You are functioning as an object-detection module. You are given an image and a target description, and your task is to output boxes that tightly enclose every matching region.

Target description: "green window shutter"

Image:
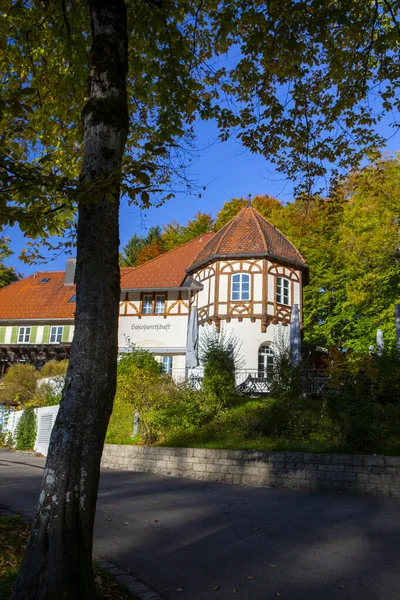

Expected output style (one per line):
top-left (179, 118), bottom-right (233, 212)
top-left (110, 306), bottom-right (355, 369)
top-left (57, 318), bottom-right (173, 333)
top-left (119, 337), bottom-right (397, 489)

top-left (10, 326), bottom-right (18, 344)
top-left (42, 326), bottom-right (50, 344)
top-left (0, 327), bottom-right (6, 344)
top-left (62, 325), bottom-right (70, 343)
top-left (30, 326), bottom-right (38, 344)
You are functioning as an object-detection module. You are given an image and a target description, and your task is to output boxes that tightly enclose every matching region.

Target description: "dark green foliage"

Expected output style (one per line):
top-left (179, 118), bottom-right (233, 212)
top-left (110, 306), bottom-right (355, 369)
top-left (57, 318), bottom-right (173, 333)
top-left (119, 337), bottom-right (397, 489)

top-left (269, 330), bottom-right (302, 403)
top-left (200, 326), bottom-right (242, 414)
top-left (372, 352), bottom-right (400, 405)
top-left (256, 328), bottom-right (310, 441)
top-left (323, 369), bottom-right (386, 452)
top-left (15, 408), bottom-right (37, 451)
top-left (150, 384), bottom-right (208, 437)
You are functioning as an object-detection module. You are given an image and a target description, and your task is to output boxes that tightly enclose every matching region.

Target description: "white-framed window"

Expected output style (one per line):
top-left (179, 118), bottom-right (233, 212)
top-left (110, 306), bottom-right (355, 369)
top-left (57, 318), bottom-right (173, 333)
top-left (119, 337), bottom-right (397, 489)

top-left (18, 326), bottom-right (31, 343)
top-left (49, 326), bottom-right (63, 344)
top-left (231, 273), bottom-right (250, 301)
top-left (258, 344), bottom-right (274, 378)
top-left (161, 355), bottom-right (173, 375)
top-left (142, 295), bottom-right (153, 314)
top-left (155, 295), bottom-right (165, 314)
top-left (276, 277), bottom-right (290, 305)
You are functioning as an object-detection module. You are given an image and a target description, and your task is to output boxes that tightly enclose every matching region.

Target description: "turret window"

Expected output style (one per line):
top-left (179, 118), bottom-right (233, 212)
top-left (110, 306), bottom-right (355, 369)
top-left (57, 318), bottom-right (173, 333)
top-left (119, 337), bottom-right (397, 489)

top-left (231, 273), bottom-right (250, 301)
top-left (258, 344), bottom-right (274, 378)
top-left (276, 277), bottom-right (290, 306)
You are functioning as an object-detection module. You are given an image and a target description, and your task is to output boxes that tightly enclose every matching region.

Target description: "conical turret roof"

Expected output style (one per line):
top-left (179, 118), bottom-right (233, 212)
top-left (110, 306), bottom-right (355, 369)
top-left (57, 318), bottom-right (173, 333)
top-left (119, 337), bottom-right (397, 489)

top-left (187, 205), bottom-right (307, 274)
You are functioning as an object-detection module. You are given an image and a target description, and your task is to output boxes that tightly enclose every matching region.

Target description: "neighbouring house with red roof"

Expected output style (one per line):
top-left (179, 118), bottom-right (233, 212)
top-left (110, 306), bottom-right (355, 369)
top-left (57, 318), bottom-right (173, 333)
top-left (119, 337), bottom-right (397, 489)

top-left (0, 206), bottom-right (308, 381)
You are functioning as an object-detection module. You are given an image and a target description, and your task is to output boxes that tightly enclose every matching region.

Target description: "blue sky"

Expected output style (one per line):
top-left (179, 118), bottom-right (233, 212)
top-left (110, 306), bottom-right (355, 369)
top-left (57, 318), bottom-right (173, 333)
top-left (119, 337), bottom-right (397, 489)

top-left (4, 116), bottom-right (400, 277)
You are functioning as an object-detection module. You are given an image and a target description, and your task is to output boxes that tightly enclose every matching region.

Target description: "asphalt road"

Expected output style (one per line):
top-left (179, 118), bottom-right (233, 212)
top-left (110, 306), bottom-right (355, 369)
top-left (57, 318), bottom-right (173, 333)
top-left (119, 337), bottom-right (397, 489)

top-left (1, 449), bottom-right (400, 600)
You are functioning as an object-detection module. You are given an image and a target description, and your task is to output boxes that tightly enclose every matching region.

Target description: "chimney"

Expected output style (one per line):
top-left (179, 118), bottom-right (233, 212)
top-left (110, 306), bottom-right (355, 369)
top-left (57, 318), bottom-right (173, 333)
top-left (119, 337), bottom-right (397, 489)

top-left (64, 258), bottom-right (76, 286)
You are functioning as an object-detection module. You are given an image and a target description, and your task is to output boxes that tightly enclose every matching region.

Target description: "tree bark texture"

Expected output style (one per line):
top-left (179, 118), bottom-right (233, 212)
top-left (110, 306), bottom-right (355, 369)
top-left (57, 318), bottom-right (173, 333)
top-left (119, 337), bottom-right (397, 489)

top-left (12, 1), bottom-right (128, 598)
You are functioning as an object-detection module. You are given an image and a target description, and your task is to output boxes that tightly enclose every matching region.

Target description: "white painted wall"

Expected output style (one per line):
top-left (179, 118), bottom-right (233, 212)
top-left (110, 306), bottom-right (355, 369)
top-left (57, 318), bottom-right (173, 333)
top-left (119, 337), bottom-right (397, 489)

top-left (199, 320), bottom-right (286, 370)
top-left (118, 314), bottom-right (189, 350)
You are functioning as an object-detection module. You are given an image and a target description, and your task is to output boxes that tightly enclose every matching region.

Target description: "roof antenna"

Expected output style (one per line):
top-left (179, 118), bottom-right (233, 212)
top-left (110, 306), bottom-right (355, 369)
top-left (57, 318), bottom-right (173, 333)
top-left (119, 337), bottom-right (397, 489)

top-left (247, 193), bottom-right (252, 207)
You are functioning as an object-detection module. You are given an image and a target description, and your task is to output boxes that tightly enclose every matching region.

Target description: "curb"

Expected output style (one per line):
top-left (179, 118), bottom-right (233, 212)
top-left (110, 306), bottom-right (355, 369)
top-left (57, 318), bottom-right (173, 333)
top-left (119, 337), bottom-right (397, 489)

top-left (94, 557), bottom-right (164, 600)
top-left (0, 508), bottom-right (164, 600)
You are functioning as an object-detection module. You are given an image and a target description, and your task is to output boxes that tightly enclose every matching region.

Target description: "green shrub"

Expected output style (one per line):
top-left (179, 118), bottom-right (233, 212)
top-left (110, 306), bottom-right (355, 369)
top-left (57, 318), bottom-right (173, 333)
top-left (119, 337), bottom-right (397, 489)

top-left (113, 347), bottom-right (162, 443)
top-left (107, 346), bottom-right (209, 445)
top-left (259, 398), bottom-right (313, 441)
top-left (0, 364), bottom-right (38, 406)
top-left (222, 401), bottom-right (266, 438)
top-left (372, 352), bottom-right (400, 405)
top-left (200, 325), bottom-right (242, 414)
top-left (15, 407), bottom-right (37, 451)
top-left (152, 384), bottom-right (207, 436)
top-left (39, 359), bottom-right (68, 378)
top-left (323, 368), bottom-right (386, 451)
top-left (106, 395), bottom-right (137, 445)
top-left (0, 408), bottom-right (13, 448)
top-left (269, 327), bottom-right (302, 403)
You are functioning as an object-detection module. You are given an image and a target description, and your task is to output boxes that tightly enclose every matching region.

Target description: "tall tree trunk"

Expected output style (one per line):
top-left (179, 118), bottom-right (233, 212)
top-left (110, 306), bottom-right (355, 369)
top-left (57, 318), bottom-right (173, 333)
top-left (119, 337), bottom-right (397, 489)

top-left (12, 1), bottom-right (128, 598)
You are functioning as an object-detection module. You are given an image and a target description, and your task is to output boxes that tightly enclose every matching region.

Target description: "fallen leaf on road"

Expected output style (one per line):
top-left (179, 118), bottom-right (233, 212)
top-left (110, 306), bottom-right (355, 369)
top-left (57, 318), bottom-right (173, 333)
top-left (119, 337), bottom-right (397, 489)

top-left (213, 585), bottom-right (220, 591)
top-left (269, 564), bottom-right (277, 568)
top-left (233, 588), bottom-right (238, 594)
top-left (106, 518), bottom-right (112, 522)
top-left (247, 576), bottom-right (256, 580)
top-left (154, 520), bottom-right (159, 523)
top-left (249, 527), bottom-right (259, 532)
top-left (124, 521), bottom-right (130, 524)
top-left (276, 593), bottom-right (281, 597)
top-left (176, 588), bottom-right (183, 592)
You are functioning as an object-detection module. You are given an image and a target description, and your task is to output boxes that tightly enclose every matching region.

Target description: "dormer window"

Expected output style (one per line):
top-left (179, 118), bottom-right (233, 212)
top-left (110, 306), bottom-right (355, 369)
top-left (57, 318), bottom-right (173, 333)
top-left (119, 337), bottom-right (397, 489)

top-left (276, 277), bottom-right (290, 305)
top-left (231, 273), bottom-right (250, 301)
top-left (40, 277), bottom-right (50, 284)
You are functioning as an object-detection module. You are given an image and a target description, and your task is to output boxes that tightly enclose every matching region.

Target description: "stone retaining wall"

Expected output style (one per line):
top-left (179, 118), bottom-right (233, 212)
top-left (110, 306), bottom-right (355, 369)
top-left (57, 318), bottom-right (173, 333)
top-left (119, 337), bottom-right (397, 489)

top-left (101, 444), bottom-right (400, 497)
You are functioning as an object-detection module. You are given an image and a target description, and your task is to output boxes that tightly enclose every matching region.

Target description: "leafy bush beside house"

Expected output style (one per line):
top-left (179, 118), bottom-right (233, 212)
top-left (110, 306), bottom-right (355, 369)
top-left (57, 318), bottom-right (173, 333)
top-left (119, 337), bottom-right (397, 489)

top-left (15, 407), bottom-right (37, 450)
top-left (0, 362), bottom-right (65, 408)
top-left (199, 325), bottom-right (243, 415)
top-left (107, 346), bottom-right (210, 445)
top-left (0, 364), bottom-right (38, 405)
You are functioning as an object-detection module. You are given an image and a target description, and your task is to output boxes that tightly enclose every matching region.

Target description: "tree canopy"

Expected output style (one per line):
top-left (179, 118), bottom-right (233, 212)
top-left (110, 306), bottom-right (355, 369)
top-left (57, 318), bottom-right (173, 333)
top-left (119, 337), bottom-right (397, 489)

top-left (0, 238), bottom-right (18, 287)
top-left (3, 1), bottom-right (400, 252)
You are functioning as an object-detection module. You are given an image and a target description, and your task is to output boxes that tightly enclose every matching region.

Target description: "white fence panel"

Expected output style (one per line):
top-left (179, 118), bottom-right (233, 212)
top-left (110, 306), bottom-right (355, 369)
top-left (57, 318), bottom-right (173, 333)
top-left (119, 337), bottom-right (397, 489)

top-left (34, 405), bottom-right (59, 456)
top-left (1, 404), bottom-right (59, 456)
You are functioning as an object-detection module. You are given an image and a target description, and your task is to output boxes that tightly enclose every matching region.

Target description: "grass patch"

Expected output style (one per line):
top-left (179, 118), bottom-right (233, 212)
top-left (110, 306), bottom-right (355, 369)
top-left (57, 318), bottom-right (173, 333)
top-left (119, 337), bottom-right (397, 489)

top-left (0, 515), bottom-right (135, 600)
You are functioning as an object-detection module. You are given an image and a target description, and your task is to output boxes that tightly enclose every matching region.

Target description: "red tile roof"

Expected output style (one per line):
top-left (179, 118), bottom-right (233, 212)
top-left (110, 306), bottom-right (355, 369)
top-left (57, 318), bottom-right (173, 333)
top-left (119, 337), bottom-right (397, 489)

top-left (188, 206), bottom-right (306, 272)
top-left (120, 233), bottom-right (214, 289)
top-left (0, 272), bottom-right (76, 320)
top-left (0, 233), bottom-right (215, 320)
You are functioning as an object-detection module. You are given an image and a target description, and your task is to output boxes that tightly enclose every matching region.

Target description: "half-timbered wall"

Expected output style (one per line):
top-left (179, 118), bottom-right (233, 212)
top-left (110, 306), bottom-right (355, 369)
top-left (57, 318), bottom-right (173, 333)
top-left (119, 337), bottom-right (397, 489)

top-left (193, 259), bottom-right (302, 332)
top-left (118, 291), bottom-right (189, 318)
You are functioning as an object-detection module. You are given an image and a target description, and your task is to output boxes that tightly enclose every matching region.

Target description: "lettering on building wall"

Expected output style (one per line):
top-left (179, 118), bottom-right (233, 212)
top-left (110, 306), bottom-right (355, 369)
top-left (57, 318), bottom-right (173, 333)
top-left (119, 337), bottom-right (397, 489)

top-left (131, 323), bottom-right (172, 332)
